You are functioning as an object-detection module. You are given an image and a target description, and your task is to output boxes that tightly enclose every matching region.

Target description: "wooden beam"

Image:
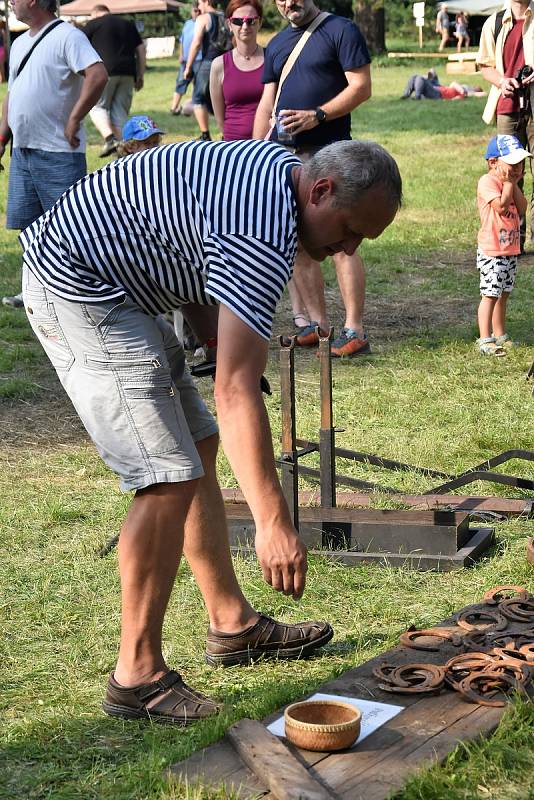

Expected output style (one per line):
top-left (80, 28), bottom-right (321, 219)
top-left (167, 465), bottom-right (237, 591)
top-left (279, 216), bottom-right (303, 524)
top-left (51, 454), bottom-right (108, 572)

top-left (228, 719), bottom-right (337, 800)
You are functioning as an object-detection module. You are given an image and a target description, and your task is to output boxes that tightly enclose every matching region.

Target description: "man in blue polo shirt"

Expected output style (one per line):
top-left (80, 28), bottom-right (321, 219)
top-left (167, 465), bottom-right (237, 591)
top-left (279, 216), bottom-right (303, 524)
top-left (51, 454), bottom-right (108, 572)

top-left (254, 0), bottom-right (373, 358)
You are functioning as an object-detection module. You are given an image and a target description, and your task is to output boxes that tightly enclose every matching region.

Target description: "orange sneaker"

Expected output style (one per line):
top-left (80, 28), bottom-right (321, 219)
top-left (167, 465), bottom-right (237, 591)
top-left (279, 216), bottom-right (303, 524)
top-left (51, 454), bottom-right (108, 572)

top-left (330, 328), bottom-right (371, 358)
top-left (294, 321), bottom-right (321, 347)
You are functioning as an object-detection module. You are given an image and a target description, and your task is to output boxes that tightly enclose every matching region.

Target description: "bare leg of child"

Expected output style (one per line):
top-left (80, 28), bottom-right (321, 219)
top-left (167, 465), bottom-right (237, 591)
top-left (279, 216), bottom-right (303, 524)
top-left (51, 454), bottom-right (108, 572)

top-left (478, 295), bottom-right (497, 339)
top-left (491, 291), bottom-right (510, 338)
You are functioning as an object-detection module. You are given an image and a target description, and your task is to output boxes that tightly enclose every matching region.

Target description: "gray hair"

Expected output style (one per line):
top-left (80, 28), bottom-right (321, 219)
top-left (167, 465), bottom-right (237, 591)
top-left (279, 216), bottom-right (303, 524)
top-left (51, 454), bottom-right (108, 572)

top-left (37, 0), bottom-right (59, 12)
top-left (302, 140), bottom-right (403, 211)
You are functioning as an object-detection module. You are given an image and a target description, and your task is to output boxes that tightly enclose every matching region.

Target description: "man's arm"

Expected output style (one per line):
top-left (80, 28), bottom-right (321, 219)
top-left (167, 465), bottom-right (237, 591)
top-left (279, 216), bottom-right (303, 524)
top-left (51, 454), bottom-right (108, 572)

top-left (214, 304), bottom-right (307, 599)
top-left (252, 82), bottom-right (277, 139)
top-left (209, 55), bottom-right (225, 134)
top-left (0, 93), bottom-right (11, 169)
top-left (184, 14), bottom-right (207, 79)
top-left (135, 42), bottom-right (146, 91)
top-left (64, 62), bottom-right (108, 148)
top-left (275, 64), bottom-right (371, 137)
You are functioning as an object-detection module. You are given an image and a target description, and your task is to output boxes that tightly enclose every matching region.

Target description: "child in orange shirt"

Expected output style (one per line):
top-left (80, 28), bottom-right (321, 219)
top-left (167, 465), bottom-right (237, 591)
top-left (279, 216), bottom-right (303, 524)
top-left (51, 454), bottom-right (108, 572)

top-left (476, 135), bottom-right (530, 356)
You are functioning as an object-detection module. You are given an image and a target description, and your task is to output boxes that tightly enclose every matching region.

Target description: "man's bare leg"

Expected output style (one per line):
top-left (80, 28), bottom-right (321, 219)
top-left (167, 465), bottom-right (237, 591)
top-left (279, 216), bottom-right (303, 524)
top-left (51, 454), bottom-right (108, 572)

top-left (114, 480), bottom-right (198, 687)
top-left (182, 433), bottom-right (258, 632)
top-left (333, 251), bottom-right (366, 335)
top-left (291, 249), bottom-right (328, 344)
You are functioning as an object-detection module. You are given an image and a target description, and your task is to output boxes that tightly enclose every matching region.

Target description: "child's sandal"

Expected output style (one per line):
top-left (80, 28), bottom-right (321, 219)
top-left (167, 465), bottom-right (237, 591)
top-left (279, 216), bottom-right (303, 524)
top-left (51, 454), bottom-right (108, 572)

top-left (494, 333), bottom-right (514, 348)
top-left (477, 337), bottom-right (506, 357)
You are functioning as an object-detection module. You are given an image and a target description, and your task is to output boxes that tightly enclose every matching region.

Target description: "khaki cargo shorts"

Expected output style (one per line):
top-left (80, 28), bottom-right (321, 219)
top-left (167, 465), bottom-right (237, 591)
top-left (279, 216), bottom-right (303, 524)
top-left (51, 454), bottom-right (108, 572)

top-left (22, 266), bottom-right (218, 491)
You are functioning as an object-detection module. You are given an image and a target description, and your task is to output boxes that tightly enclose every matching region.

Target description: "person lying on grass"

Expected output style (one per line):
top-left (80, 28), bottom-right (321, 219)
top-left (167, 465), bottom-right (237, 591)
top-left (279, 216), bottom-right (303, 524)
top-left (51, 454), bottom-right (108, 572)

top-left (476, 134), bottom-right (530, 356)
top-left (20, 139), bottom-right (401, 725)
top-left (401, 71), bottom-right (486, 101)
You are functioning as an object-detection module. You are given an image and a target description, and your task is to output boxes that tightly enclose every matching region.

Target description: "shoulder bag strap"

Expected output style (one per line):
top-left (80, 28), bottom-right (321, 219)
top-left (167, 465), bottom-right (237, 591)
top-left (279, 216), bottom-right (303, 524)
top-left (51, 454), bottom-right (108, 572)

top-left (13, 19), bottom-right (64, 81)
top-left (273, 11), bottom-right (329, 113)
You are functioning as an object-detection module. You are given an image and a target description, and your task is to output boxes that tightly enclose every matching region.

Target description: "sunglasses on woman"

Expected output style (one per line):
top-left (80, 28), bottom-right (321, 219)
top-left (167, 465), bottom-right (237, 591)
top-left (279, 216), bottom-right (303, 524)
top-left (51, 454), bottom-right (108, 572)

top-left (230, 16), bottom-right (259, 26)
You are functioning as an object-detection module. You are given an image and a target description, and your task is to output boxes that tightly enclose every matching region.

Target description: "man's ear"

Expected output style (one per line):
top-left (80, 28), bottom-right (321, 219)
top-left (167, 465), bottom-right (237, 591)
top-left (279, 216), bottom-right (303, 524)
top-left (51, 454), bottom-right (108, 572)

top-left (309, 177), bottom-right (335, 207)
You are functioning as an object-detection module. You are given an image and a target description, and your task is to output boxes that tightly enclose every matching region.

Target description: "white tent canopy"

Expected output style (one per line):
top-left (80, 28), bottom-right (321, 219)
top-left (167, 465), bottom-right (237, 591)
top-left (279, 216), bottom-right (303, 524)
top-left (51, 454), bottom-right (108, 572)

top-left (60, 0), bottom-right (183, 16)
top-left (438, 1), bottom-right (504, 14)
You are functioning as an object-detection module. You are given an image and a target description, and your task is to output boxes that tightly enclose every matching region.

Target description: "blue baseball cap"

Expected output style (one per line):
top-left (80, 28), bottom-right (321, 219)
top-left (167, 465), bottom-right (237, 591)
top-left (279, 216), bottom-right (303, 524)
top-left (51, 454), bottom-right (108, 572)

top-left (122, 115), bottom-right (164, 141)
top-left (485, 134), bottom-right (531, 164)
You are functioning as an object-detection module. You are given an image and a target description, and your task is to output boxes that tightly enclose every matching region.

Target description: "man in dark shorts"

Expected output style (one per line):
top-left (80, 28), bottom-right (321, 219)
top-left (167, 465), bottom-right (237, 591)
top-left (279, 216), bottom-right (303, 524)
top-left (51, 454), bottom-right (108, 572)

top-left (20, 138), bottom-right (401, 724)
top-left (254, 0), bottom-right (373, 358)
top-left (85, 4), bottom-right (146, 157)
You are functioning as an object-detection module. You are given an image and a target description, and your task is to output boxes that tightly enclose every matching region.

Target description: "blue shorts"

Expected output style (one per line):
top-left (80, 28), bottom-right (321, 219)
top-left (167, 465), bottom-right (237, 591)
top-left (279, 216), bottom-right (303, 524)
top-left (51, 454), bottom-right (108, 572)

top-left (22, 266), bottom-right (219, 492)
top-left (192, 59), bottom-right (212, 108)
top-left (175, 60), bottom-right (200, 95)
top-left (7, 148), bottom-right (86, 230)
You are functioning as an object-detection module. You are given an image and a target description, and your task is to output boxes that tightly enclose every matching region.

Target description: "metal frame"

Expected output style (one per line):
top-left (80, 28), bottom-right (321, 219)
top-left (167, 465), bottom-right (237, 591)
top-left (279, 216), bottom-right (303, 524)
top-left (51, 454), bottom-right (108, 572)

top-left (276, 330), bottom-right (534, 513)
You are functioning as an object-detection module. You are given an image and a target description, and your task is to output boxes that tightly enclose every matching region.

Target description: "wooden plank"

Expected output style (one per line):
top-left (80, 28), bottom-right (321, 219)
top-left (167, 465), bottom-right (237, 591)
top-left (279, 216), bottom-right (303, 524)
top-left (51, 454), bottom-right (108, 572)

top-left (227, 719), bottom-right (337, 800)
top-left (227, 506), bottom-right (473, 556)
top-left (221, 489), bottom-right (532, 518)
top-left (168, 739), bottom-right (267, 799)
top-left (231, 528), bottom-right (494, 572)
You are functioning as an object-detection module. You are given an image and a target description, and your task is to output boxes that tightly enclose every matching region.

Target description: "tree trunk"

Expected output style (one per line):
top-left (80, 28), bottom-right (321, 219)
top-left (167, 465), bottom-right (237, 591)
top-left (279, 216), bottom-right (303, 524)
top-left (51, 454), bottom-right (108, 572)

top-left (354, 1), bottom-right (386, 55)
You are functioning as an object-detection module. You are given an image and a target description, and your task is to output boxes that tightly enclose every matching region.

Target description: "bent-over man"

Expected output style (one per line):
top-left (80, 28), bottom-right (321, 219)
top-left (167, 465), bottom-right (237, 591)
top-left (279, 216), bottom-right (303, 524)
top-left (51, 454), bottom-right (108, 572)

top-left (20, 138), bottom-right (401, 723)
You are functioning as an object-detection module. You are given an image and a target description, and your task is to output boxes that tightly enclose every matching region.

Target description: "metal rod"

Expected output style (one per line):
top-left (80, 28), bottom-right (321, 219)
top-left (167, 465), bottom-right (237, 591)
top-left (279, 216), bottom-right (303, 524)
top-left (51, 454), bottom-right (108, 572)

top-left (295, 439), bottom-right (452, 479)
top-left (318, 328), bottom-right (336, 508)
top-left (279, 336), bottom-right (299, 528)
top-left (427, 470), bottom-right (534, 495)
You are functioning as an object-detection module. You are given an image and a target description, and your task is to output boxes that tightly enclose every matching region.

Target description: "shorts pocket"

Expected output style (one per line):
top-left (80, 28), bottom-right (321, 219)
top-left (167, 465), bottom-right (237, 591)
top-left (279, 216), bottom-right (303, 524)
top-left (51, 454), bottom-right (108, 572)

top-left (25, 293), bottom-right (74, 373)
top-left (85, 353), bottom-right (183, 456)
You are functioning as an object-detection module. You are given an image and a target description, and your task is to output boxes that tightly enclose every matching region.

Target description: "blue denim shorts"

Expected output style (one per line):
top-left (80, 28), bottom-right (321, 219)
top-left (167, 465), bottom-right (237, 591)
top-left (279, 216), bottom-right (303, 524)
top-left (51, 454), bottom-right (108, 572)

top-left (175, 60), bottom-right (199, 95)
top-left (22, 267), bottom-right (218, 491)
top-left (7, 148), bottom-right (87, 230)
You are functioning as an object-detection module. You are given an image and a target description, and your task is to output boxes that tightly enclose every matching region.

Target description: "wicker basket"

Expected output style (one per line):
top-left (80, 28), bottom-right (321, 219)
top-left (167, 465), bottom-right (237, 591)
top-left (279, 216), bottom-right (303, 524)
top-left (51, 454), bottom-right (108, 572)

top-left (284, 700), bottom-right (361, 752)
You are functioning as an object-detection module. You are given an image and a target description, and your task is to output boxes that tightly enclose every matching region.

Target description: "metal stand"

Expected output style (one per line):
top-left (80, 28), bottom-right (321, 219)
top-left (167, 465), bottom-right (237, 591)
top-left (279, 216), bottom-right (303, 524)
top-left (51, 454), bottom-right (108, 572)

top-left (278, 334), bottom-right (534, 501)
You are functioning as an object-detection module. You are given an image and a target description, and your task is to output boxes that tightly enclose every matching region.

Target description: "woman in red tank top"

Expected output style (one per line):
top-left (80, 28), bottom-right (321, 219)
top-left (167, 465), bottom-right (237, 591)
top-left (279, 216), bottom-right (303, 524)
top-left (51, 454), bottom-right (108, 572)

top-left (209, 0), bottom-right (264, 141)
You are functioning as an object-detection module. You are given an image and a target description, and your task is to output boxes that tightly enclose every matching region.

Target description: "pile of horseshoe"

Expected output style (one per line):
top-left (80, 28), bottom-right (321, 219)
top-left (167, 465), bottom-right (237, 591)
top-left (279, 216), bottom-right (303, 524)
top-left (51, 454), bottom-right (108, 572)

top-left (373, 585), bottom-right (534, 707)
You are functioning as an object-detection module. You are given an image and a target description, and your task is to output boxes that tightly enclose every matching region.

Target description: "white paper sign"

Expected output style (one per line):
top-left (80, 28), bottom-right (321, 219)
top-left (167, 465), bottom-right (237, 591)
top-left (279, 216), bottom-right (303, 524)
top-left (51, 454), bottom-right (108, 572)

top-left (413, 2), bottom-right (425, 17)
top-left (266, 693), bottom-right (403, 749)
top-left (415, 17), bottom-right (425, 27)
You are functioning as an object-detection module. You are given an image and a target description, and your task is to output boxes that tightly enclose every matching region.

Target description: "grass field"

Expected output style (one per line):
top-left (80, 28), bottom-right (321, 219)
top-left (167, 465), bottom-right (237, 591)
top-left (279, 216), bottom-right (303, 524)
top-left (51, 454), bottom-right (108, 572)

top-left (1, 57), bottom-right (534, 800)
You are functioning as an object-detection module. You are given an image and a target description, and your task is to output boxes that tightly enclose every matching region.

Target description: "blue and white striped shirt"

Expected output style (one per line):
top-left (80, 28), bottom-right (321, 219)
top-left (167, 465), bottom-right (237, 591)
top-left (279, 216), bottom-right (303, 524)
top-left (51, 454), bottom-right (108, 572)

top-left (20, 140), bottom-right (300, 340)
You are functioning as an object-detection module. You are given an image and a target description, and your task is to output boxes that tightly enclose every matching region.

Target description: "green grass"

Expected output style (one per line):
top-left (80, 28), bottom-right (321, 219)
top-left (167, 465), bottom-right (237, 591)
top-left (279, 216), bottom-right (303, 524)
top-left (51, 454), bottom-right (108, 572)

top-left (1, 59), bottom-right (534, 800)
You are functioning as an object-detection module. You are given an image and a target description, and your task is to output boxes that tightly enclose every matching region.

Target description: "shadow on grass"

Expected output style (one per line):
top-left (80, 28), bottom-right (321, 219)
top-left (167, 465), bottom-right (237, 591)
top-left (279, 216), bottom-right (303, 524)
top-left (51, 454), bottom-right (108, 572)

top-left (0, 658), bottom-right (363, 800)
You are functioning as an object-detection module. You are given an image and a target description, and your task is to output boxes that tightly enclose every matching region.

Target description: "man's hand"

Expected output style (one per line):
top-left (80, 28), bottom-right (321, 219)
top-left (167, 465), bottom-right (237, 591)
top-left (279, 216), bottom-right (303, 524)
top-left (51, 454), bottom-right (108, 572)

top-left (135, 75), bottom-right (144, 91)
top-left (255, 525), bottom-right (307, 600)
top-left (64, 115), bottom-right (81, 148)
top-left (278, 108), bottom-right (319, 135)
top-left (183, 65), bottom-right (191, 81)
top-left (500, 76), bottom-right (520, 98)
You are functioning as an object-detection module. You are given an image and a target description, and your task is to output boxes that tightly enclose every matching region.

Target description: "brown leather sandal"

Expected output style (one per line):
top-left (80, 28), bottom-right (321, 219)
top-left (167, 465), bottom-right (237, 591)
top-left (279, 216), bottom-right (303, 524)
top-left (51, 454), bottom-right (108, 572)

top-left (102, 670), bottom-right (220, 724)
top-left (205, 614), bottom-right (334, 667)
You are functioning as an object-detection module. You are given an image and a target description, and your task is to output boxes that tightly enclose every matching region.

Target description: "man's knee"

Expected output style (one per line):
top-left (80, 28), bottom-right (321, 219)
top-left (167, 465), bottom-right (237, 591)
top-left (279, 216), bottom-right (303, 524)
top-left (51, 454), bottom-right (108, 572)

top-left (196, 432), bottom-right (220, 464)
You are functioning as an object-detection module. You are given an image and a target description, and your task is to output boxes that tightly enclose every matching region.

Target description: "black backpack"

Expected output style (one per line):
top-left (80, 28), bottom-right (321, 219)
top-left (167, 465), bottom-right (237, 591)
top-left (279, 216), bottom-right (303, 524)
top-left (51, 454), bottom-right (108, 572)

top-left (208, 11), bottom-right (233, 56)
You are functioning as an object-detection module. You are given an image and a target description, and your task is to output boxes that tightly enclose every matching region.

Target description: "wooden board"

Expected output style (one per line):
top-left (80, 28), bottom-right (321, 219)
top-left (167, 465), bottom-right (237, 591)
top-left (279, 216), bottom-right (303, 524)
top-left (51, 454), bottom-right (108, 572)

top-left (230, 528), bottom-right (494, 572)
top-left (226, 505), bottom-right (473, 556)
top-left (169, 607), bottom-right (529, 799)
top-left (220, 488), bottom-right (533, 518)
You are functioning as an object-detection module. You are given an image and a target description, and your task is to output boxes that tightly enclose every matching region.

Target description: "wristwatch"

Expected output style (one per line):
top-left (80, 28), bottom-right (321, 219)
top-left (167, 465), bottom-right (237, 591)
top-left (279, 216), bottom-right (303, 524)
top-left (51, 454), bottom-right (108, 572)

top-left (314, 107), bottom-right (327, 124)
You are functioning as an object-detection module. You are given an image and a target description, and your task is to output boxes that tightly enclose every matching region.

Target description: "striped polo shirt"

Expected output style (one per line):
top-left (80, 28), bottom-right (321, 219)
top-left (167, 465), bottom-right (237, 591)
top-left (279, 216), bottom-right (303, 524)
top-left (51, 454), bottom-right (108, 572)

top-left (20, 140), bottom-right (300, 340)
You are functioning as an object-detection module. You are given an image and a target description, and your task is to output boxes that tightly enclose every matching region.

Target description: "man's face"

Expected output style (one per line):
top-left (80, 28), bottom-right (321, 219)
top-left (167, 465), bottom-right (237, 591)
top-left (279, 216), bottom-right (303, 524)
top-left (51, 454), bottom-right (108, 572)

top-left (275, 0), bottom-right (315, 26)
top-left (298, 180), bottom-right (398, 262)
top-left (11, 0), bottom-right (33, 24)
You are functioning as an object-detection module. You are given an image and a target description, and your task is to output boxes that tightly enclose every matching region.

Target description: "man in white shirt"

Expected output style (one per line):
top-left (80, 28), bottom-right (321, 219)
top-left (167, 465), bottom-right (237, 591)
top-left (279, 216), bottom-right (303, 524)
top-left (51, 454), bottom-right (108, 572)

top-left (0, 0), bottom-right (107, 307)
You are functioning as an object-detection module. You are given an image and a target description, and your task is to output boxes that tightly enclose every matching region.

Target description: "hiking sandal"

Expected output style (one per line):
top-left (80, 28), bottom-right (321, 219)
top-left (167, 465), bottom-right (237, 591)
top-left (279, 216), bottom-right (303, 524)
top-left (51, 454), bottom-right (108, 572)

top-left (103, 670), bottom-right (220, 724)
top-left (205, 613), bottom-right (334, 667)
top-left (477, 337), bottom-right (506, 357)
